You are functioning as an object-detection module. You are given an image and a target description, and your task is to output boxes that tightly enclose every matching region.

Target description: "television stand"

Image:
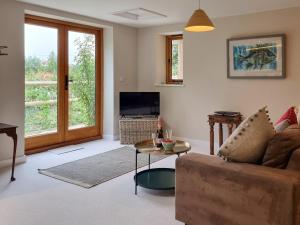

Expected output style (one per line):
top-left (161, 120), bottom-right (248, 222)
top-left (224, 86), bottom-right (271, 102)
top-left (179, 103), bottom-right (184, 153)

top-left (119, 117), bottom-right (158, 144)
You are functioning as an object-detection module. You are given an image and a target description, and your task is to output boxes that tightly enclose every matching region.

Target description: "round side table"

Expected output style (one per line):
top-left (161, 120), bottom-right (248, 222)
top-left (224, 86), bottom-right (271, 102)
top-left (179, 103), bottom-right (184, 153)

top-left (134, 140), bottom-right (191, 195)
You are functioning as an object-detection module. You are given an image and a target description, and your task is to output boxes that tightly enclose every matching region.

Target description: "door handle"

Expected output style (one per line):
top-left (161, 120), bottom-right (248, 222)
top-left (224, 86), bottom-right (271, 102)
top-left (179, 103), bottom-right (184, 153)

top-left (65, 75), bottom-right (68, 90)
top-left (64, 75), bottom-right (73, 90)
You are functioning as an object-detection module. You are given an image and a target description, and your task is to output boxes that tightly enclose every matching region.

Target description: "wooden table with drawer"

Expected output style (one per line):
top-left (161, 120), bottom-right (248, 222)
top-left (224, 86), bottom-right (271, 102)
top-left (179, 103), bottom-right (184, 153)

top-left (0, 123), bottom-right (18, 181)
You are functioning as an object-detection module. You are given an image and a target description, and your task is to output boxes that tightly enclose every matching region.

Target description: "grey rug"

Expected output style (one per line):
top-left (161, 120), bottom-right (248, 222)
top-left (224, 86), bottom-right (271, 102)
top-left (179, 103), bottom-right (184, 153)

top-left (38, 146), bottom-right (168, 188)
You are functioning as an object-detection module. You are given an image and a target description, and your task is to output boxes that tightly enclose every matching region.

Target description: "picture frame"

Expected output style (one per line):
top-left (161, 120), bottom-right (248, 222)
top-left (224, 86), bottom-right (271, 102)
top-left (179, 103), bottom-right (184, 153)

top-left (227, 34), bottom-right (286, 79)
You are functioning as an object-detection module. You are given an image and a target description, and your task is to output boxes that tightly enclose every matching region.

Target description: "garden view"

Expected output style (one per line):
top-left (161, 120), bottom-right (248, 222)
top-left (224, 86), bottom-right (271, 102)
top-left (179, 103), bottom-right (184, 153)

top-left (25, 24), bottom-right (96, 137)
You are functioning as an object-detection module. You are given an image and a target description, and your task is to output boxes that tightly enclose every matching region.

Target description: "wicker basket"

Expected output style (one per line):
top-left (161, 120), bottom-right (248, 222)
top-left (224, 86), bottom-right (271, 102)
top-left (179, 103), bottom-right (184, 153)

top-left (119, 118), bottom-right (158, 144)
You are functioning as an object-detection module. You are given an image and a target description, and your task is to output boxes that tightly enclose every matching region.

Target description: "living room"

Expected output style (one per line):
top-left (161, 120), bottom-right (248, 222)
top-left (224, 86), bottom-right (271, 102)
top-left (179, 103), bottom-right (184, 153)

top-left (1, 0), bottom-right (300, 225)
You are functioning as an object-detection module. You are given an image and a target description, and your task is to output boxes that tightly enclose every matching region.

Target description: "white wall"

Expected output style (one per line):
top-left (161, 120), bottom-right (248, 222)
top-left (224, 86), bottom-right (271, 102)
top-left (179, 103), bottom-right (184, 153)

top-left (113, 24), bottom-right (138, 138)
top-left (0, 0), bottom-right (25, 166)
top-left (137, 7), bottom-right (300, 142)
top-left (0, 0), bottom-right (137, 164)
top-left (103, 27), bottom-right (114, 139)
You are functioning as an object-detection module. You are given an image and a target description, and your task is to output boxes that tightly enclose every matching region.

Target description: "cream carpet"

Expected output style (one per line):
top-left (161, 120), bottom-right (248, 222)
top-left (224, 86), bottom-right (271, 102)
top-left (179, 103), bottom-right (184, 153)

top-left (0, 139), bottom-right (209, 225)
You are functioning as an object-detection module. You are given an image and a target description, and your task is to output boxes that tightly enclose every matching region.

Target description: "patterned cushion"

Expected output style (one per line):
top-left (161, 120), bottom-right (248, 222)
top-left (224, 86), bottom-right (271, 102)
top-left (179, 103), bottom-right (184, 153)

top-left (218, 107), bottom-right (275, 163)
top-left (275, 107), bottom-right (298, 126)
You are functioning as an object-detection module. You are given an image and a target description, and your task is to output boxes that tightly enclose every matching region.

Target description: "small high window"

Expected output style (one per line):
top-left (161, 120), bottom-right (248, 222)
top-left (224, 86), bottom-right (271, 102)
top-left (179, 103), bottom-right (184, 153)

top-left (166, 34), bottom-right (183, 84)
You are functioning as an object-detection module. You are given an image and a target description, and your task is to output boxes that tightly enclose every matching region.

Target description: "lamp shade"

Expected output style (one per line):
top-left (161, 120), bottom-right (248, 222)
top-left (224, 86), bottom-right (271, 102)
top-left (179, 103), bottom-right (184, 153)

top-left (185, 9), bottom-right (215, 32)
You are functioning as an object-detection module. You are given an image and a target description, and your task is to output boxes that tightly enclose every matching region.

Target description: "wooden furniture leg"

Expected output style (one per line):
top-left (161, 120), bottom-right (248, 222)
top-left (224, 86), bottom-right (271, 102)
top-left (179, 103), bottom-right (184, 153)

top-left (6, 130), bottom-right (17, 181)
top-left (208, 114), bottom-right (243, 155)
top-left (228, 124), bottom-right (233, 136)
top-left (209, 121), bottom-right (215, 155)
top-left (219, 123), bottom-right (223, 147)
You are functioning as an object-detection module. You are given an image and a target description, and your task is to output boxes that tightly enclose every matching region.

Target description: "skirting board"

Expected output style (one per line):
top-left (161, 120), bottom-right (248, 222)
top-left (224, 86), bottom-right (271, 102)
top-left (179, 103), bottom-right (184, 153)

top-left (173, 136), bottom-right (219, 151)
top-left (0, 155), bottom-right (27, 169)
top-left (103, 134), bottom-right (120, 141)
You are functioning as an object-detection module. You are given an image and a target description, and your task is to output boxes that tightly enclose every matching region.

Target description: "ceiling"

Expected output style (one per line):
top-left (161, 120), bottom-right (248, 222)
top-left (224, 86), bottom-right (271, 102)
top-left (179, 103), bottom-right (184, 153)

top-left (18, 0), bottom-right (300, 28)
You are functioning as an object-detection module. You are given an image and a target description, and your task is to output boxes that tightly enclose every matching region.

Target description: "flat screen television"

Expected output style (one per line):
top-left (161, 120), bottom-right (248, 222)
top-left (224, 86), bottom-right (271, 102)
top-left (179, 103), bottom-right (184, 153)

top-left (120, 92), bottom-right (160, 117)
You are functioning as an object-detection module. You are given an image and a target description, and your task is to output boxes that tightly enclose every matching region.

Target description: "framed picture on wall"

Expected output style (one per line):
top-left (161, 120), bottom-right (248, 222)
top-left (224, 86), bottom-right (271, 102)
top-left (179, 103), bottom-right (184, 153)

top-left (227, 34), bottom-right (286, 79)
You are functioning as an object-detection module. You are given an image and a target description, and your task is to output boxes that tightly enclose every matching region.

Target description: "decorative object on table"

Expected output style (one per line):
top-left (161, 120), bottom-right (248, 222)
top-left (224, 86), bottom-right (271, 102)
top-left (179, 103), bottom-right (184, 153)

top-left (151, 132), bottom-right (161, 151)
top-left (214, 111), bottom-right (240, 117)
top-left (0, 46), bottom-right (8, 56)
top-left (39, 146), bottom-right (168, 188)
top-left (208, 112), bottom-right (243, 155)
top-left (165, 128), bottom-right (173, 140)
top-left (0, 123), bottom-right (18, 181)
top-left (262, 125), bottom-right (300, 169)
top-left (151, 132), bottom-right (157, 147)
top-left (134, 140), bottom-right (191, 195)
top-left (157, 115), bottom-right (164, 129)
top-left (227, 34), bottom-right (286, 79)
top-left (218, 107), bottom-right (275, 163)
top-left (156, 116), bottom-right (164, 147)
top-left (162, 139), bottom-right (176, 151)
top-left (185, 0), bottom-right (215, 32)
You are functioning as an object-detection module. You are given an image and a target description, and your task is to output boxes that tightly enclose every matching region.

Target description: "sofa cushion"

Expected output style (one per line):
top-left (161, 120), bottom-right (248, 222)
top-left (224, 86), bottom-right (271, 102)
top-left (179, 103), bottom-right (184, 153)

top-left (295, 105), bottom-right (300, 125)
top-left (275, 119), bottom-right (290, 132)
top-left (275, 107), bottom-right (298, 126)
top-left (287, 148), bottom-right (300, 171)
top-left (262, 125), bottom-right (300, 169)
top-left (218, 107), bottom-right (275, 163)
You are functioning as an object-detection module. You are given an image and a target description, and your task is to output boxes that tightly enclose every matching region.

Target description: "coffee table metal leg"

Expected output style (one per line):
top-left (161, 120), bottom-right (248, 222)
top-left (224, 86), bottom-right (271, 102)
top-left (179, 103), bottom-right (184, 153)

top-left (135, 149), bottom-right (138, 195)
top-left (148, 154), bottom-right (150, 169)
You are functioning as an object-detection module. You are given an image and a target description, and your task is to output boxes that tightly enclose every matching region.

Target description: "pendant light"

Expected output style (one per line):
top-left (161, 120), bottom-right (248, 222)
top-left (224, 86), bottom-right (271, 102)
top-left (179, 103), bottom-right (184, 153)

top-left (185, 0), bottom-right (215, 32)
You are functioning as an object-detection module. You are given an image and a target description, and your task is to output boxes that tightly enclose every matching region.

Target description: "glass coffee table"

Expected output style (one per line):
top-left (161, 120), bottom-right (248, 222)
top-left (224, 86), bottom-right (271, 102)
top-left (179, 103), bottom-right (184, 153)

top-left (134, 140), bottom-right (191, 195)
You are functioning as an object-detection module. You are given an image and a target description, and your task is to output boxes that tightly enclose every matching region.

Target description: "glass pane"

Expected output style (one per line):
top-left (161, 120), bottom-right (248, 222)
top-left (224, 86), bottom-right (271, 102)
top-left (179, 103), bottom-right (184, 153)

top-left (68, 31), bottom-right (96, 129)
top-left (25, 24), bottom-right (58, 137)
top-left (171, 39), bottom-right (183, 80)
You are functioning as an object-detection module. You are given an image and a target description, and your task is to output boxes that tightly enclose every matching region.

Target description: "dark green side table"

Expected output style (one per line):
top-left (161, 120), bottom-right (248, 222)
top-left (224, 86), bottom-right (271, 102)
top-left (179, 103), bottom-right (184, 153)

top-left (134, 140), bottom-right (191, 195)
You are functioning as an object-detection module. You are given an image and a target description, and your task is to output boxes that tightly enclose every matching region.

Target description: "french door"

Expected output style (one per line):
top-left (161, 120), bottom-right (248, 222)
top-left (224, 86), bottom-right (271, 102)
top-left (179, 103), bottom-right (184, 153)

top-left (25, 15), bottom-right (102, 153)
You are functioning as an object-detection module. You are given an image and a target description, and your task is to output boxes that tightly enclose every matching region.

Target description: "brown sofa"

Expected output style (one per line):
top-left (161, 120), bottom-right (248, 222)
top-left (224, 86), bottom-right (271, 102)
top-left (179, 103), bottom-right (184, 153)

top-left (175, 150), bottom-right (300, 225)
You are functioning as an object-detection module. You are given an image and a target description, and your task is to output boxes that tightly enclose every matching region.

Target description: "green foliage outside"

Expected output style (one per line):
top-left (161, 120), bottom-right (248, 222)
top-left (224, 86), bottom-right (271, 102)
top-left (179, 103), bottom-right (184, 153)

top-left (25, 34), bottom-right (96, 136)
top-left (69, 35), bottom-right (96, 127)
top-left (172, 42), bottom-right (179, 79)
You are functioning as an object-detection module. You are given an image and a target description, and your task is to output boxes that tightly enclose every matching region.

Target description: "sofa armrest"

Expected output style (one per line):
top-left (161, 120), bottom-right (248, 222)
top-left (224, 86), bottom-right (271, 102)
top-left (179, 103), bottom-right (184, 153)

top-left (175, 153), bottom-right (300, 225)
top-left (287, 148), bottom-right (300, 171)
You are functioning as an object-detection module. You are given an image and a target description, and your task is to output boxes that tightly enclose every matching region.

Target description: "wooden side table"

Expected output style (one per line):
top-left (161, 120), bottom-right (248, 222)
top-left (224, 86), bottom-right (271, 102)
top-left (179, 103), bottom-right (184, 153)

top-left (208, 114), bottom-right (242, 155)
top-left (0, 123), bottom-right (18, 181)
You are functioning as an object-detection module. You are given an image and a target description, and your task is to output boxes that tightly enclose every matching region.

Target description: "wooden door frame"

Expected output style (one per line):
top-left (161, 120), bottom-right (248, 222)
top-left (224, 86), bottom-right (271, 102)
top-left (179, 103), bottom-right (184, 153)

top-left (166, 34), bottom-right (183, 84)
top-left (25, 16), bottom-right (65, 151)
top-left (25, 15), bottom-right (103, 154)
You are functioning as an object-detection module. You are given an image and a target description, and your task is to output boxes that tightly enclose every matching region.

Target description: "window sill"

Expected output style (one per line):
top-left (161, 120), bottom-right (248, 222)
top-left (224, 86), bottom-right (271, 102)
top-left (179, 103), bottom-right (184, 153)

top-left (154, 83), bottom-right (185, 87)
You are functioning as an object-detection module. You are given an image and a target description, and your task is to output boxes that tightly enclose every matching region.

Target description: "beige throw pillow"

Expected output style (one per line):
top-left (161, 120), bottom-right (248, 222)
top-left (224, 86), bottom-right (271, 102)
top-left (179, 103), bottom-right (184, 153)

top-left (218, 107), bottom-right (275, 163)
